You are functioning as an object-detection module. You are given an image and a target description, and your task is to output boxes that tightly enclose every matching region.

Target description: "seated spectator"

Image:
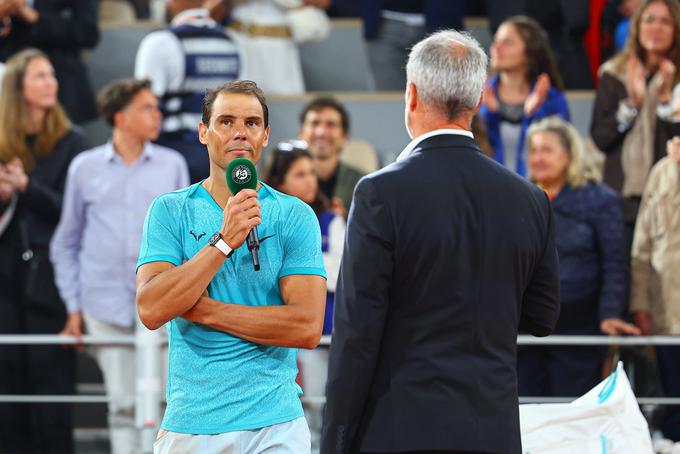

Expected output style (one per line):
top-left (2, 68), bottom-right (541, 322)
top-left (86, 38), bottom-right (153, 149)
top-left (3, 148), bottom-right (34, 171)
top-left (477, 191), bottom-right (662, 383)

top-left (298, 97), bottom-right (365, 217)
top-left (50, 78), bottom-right (188, 454)
top-left (264, 141), bottom-right (345, 452)
top-left (478, 16), bottom-right (570, 177)
top-left (362, 0), bottom-right (465, 90)
top-left (630, 135), bottom-right (680, 442)
top-left (591, 0), bottom-right (680, 251)
top-left (135, 0), bottom-right (242, 183)
top-left (0, 0), bottom-right (100, 124)
top-left (518, 116), bottom-right (639, 398)
top-left (212, 0), bottom-right (330, 95)
top-left (0, 48), bottom-right (86, 454)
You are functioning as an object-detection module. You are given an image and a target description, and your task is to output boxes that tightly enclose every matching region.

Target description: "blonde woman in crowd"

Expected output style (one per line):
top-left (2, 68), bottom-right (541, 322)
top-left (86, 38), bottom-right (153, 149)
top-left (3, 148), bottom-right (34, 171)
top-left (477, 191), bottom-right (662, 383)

top-left (630, 135), bottom-right (680, 442)
top-left (0, 48), bottom-right (85, 453)
top-left (591, 0), bottom-right (680, 250)
top-left (518, 116), bottom-right (639, 398)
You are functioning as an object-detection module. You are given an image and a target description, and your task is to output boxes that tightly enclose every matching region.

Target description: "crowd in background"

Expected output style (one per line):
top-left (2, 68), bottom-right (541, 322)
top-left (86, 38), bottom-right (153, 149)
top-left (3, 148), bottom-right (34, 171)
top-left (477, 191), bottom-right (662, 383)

top-left (1, 0), bottom-right (680, 452)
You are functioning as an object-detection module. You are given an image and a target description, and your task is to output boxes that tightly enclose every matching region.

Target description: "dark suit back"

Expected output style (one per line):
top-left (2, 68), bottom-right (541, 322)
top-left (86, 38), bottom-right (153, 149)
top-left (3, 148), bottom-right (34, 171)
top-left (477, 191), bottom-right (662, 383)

top-left (322, 134), bottom-right (560, 454)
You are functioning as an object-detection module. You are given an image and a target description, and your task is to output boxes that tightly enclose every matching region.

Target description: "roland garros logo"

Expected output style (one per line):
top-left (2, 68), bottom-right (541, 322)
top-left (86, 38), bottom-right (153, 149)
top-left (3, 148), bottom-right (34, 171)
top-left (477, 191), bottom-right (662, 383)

top-left (231, 164), bottom-right (251, 185)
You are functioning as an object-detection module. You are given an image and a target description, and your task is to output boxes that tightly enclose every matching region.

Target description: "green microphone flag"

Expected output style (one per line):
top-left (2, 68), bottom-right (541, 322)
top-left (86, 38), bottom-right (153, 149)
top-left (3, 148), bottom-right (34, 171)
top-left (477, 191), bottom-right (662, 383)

top-left (226, 158), bottom-right (258, 194)
top-left (226, 158), bottom-right (260, 271)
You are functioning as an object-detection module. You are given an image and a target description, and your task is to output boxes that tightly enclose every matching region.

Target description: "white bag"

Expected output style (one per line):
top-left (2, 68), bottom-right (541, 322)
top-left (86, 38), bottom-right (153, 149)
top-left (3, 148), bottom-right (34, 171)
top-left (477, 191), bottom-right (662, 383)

top-left (520, 362), bottom-right (654, 454)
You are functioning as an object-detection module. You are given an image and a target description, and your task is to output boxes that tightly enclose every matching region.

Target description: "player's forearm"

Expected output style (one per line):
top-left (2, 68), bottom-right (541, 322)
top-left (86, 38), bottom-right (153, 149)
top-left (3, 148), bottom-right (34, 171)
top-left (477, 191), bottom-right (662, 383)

top-left (182, 296), bottom-right (323, 348)
top-left (137, 247), bottom-right (226, 330)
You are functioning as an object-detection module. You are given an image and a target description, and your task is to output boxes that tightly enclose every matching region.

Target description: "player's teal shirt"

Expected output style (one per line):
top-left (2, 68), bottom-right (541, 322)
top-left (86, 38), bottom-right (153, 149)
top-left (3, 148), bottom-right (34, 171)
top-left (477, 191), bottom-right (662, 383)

top-left (136, 182), bottom-right (326, 434)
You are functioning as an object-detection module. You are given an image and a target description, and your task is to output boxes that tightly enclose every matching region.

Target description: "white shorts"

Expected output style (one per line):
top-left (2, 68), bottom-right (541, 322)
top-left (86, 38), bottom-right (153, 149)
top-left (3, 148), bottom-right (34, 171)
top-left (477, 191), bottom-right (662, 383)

top-left (153, 417), bottom-right (311, 454)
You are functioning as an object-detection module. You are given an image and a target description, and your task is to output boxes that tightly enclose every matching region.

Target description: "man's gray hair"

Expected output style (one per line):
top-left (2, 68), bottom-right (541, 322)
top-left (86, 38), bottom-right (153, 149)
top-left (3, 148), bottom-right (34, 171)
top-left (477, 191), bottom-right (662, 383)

top-left (406, 30), bottom-right (488, 119)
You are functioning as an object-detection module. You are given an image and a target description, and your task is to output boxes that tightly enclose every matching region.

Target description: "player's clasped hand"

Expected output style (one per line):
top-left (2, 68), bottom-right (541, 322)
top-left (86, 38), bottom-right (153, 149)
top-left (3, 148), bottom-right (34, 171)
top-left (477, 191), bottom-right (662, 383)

top-left (220, 189), bottom-right (261, 249)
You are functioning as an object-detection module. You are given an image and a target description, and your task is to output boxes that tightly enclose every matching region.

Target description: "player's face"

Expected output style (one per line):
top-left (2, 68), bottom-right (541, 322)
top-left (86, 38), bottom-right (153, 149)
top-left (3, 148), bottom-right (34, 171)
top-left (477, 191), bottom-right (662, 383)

top-left (199, 92), bottom-right (270, 170)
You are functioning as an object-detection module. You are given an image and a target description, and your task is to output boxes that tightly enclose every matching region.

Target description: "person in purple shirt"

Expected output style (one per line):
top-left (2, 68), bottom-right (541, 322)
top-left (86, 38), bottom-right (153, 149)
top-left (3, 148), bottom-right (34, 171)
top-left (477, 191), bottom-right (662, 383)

top-left (50, 78), bottom-right (189, 454)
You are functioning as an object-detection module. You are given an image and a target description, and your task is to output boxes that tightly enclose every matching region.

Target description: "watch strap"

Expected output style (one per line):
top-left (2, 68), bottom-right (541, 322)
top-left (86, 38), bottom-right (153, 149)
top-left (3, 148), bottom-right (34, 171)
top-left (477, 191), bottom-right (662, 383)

top-left (214, 237), bottom-right (233, 257)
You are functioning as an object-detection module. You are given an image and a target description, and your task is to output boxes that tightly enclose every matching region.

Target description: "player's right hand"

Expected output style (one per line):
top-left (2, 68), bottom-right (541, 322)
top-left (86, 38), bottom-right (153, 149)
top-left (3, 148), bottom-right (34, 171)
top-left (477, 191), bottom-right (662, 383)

top-left (220, 189), bottom-right (261, 250)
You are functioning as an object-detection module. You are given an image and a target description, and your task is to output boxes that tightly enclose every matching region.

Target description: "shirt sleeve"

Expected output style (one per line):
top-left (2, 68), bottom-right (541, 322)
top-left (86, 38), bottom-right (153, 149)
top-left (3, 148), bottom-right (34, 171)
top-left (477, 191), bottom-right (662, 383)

top-left (134, 31), bottom-right (176, 96)
top-left (630, 168), bottom-right (660, 314)
top-left (49, 158), bottom-right (86, 314)
top-left (593, 189), bottom-right (626, 320)
top-left (136, 196), bottom-right (184, 271)
top-left (279, 201), bottom-right (327, 279)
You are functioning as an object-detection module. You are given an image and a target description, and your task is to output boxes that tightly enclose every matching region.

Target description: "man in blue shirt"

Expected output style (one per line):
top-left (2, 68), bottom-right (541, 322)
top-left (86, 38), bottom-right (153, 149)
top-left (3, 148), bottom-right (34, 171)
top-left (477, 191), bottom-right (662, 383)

top-left (136, 80), bottom-right (326, 453)
top-left (50, 78), bottom-right (189, 454)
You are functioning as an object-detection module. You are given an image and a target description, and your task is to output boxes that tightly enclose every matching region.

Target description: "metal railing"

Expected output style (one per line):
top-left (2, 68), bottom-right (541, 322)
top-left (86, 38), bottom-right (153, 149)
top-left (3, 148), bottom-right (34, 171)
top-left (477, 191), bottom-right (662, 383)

top-left (0, 333), bottom-right (679, 451)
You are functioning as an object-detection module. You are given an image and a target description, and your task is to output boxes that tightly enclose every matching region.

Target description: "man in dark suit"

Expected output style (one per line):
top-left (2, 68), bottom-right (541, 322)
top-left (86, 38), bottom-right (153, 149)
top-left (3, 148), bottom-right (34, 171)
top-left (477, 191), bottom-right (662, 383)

top-left (321, 30), bottom-right (560, 454)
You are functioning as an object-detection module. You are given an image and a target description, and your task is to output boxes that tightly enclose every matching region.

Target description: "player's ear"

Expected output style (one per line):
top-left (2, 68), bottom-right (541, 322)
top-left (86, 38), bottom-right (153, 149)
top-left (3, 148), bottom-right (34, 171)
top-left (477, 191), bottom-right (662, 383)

top-left (199, 122), bottom-right (209, 145)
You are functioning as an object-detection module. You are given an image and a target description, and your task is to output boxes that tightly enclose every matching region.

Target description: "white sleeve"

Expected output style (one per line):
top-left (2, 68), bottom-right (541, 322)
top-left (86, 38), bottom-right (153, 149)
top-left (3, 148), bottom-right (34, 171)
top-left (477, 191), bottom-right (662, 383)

top-left (134, 31), bottom-right (180, 96)
top-left (323, 215), bottom-right (346, 293)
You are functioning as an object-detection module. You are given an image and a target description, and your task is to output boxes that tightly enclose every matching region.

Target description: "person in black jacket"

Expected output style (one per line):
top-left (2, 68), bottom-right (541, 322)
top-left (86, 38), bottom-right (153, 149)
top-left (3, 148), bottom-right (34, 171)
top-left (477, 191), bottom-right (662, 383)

top-left (0, 48), bottom-right (85, 454)
top-left (321, 30), bottom-right (560, 454)
top-left (519, 116), bottom-right (640, 398)
top-left (0, 0), bottom-right (100, 124)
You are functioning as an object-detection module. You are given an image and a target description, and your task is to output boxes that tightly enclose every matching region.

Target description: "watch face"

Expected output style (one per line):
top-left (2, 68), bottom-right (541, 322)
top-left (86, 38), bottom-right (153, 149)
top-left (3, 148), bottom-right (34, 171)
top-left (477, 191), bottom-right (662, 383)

top-left (208, 232), bottom-right (221, 246)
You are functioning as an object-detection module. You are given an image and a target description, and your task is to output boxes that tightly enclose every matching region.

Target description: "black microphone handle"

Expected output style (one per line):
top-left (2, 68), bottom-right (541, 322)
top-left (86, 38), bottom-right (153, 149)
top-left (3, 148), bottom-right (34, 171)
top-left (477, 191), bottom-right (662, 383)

top-left (247, 227), bottom-right (260, 271)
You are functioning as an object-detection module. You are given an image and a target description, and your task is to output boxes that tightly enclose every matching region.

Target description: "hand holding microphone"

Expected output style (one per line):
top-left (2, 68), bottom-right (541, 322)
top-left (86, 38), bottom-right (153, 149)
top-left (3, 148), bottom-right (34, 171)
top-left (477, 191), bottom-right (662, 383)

top-left (221, 158), bottom-right (262, 271)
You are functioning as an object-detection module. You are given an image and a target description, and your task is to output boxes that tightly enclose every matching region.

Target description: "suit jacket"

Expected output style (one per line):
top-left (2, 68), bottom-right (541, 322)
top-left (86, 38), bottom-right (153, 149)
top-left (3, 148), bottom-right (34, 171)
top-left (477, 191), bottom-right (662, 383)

top-left (321, 133), bottom-right (560, 454)
top-left (0, 0), bottom-right (100, 123)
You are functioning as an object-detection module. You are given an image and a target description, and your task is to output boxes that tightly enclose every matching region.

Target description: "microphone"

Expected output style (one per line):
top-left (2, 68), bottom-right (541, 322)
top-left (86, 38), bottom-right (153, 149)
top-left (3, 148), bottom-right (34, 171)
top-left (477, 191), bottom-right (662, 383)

top-left (226, 158), bottom-right (260, 271)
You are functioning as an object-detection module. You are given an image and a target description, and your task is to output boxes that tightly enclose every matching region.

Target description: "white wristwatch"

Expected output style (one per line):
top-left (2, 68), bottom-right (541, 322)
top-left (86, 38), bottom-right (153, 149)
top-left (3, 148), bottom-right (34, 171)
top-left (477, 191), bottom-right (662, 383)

top-left (208, 232), bottom-right (234, 258)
